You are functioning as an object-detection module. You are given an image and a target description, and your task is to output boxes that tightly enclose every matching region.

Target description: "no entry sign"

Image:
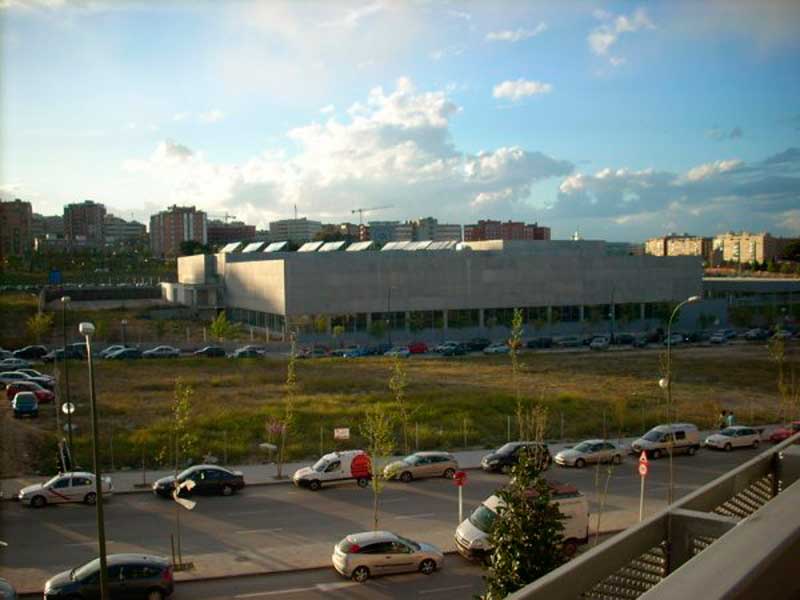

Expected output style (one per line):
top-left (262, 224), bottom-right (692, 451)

top-left (453, 470), bottom-right (467, 487)
top-left (639, 463), bottom-right (648, 477)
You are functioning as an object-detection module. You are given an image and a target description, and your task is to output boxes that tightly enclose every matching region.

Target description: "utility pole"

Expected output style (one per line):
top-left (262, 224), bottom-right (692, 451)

top-left (61, 297), bottom-right (73, 455)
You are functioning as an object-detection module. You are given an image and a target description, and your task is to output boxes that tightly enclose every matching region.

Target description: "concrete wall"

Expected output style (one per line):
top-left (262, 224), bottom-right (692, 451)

top-left (223, 258), bottom-right (286, 315)
top-left (177, 254), bottom-right (214, 284)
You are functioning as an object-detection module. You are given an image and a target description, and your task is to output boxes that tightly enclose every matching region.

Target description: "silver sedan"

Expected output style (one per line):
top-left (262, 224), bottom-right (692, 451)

top-left (332, 531), bottom-right (443, 582)
top-left (554, 440), bottom-right (623, 468)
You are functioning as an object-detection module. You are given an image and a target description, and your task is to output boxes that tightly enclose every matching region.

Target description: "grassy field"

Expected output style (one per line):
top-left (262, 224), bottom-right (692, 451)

top-left (3, 341), bottom-right (797, 477)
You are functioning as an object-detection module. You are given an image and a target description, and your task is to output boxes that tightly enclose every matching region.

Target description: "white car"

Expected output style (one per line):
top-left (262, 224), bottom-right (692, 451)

top-left (589, 337), bottom-right (610, 351)
top-left (99, 345), bottom-right (128, 358)
top-left (483, 343), bottom-right (510, 355)
top-left (0, 358), bottom-right (32, 372)
top-left (704, 426), bottom-right (761, 451)
top-left (554, 440), bottom-right (623, 468)
top-left (142, 345), bottom-right (181, 358)
top-left (709, 331), bottom-right (728, 344)
top-left (18, 472), bottom-right (113, 508)
top-left (384, 346), bottom-right (411, 358)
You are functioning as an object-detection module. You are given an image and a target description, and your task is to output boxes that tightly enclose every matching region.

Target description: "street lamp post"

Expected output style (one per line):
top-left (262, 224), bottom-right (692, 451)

top-left (662, 295), bottom-right (702, 505)
top-left (386, 286), bottom-right (393, 346)
top-left (61, 296), bottom-right (73, 456)
top-left (79, 322), bottom-right (109, 600)
top-left (120, 319), bottom-right (128, 347)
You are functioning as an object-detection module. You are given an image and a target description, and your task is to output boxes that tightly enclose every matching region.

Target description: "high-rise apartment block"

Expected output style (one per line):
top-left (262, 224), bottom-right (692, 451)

top-left (268, 218), bottom-right (322, 243)
top-left (645, 234), bottom-right (715, 263)
top-left (0, 198), bottom-right (33, 259)
top-left (714, 232), bottom-right (797, 265)
top-left (463, 219), bottom-right (550, 242)
top-left (150, 205), bottom-right (208, 257)
top-left (64, 200), bottom-right (106, 246)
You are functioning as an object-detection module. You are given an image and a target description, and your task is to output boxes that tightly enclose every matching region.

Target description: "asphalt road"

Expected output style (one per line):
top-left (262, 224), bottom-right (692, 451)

top-left (1, 445), bottom-right (764, 596)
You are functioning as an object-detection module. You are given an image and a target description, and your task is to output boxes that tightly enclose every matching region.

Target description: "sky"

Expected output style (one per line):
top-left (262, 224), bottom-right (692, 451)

top-left (1, 0), bottom-right (799, 242)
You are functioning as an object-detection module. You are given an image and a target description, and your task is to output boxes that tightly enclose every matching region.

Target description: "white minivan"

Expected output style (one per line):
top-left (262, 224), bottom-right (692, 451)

top-left (293, 450), bottom-right (372, 491)
top-left (455, 481), bottom-right (589, 561)
top-left (631, 423), bottom-right (701, 459)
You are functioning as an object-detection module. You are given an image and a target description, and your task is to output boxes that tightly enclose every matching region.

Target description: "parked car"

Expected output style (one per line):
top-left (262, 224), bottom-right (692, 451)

top-left (383, 452), bottom-right (458, 482)
top-left (365, 344), bottom-right (391, 356)
top-left (143, 345), bottom-right (181, 359)
top-left (0, 370), bottom-right (54, 390)
top-left (11, 391), bottom-right (38, 418)
top-left (613, 333), bottom-right (635, 345)
top-left (66, 342), bottom-right (88, 358)
top-left (153, 465), bottom-right (245, 498)
top-left (434, 341), bottom-right (461, 353)
top-left (12, 345), bottom-right (49, 360)
top-left (0, 349), bottom-right (12, 361)
top-left (526, 337), bottom-right (553, 349)
top-left (466, 338), bottom-right (491, 352)
top-left (481, 441), bottom-right (551, 474)
top-left (483, 342), bottom-right (510, 355)
top-left (343, 346), bottom-right (369, 358)
top-left (293, 450), bottom-right (371, 491)
top-left (662, 333), bottom-right (685, 346)
top-left (99, 345), bottom-right (128, 359)
top-left (709, 330), bottom-right (728, 344)
top-left (42, 347), bottom-right (83, 363)
top-left (298, 346), bottom-right (331, 359)
top-left (744, 328), bottom-right (770, 341)
top-left (631, 423), bottom-right (701, 459)
top-left (193, 345), bottom-right (226, 357)
top-left (0, 578), bottom-right (16, 600)
top-left (16, 368), bottom-right (55, 385)
top-left (5, 380), bottom-right (55, 403)
top-left (106, 347), bottom-right (142, 360)
top-left (554, 440), bottom-right (623, 468)
top-left (704, 426), bottom-right (761, 451)
top-left (408, 341), bottom-right (428, 354)
top-left (632, 334), bottom-right (649, 348)
top-left (772, 330), bottom-right (793, 341)
top-left (231, 345), bottom-right (265, 358)
top-left (0, 357), bottom-right (32, 372)
top-left (687, 330), bottom-right (711, 343)
top-left (554, 336), bottom-right (581, 348)
top-left (384, 346), bottom-right (411, 358)
top-left (589, 336), bottom-right (610, 351)
top-left (769, 421), bottom-right (800, 443)
top-left (18, 471), bottom-right (113, 507)
top-left (43, 554), bottom-right (174, 599)
top-left (455, 481), bottom-right (589, 561)
top-left (332, 531), bottom-right (443, 582)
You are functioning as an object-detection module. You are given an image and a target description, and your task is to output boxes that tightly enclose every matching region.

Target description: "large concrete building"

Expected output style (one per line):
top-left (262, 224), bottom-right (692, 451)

top-left (164, 239), bottom-right (702, 341)
top-left (464, 219), bottom-right (551, 242)
top-left (206, 220), bottom-right (256, 247)
top-left (268, 218), bottom-right (322, 244)
top-left (64, 200), bottom-right (106, 247)
top-left (0, 198), bottom-right (33, 259)
top-left (645, 234), bottom-right (715, 264)
top-left (150, 205), bottom-right (208, 257)
top-left (714, 232), bottom-right (796, 265)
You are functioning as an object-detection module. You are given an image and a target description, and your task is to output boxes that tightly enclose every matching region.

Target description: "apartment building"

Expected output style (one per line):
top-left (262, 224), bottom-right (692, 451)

top-left (206, 220), bottom-right (256, 247)
top-left (0, 198), bottom-right (33, 259)
top-left (150, 205), bottom-right (208, 257)
top-left (645, 234), bottom-right (715, 264)
top-left (104, 214), bottom-right (147, 245)
top-left (714, 232), bottom-right (797, 265)
top-left (64, 200), bottom-right (106, 246)
top-left (463, 219), bottom-right (550, 242)
top-left (268, 217), bottom-right (322, 244)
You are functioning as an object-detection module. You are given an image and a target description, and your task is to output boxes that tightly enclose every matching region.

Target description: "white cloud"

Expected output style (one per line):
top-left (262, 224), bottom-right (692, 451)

top-left (320, 104), bottom-right (335, 115)
top-left (685, 159), bottom-right (743, 181)
top-left (172, 112), bottom-right (189, 122)
top-left (429, 45), bottom-right (464, 61)
top-left (198, 109), bottom-right (225, 124)
top-left (492, 79), bottom-right (553, 102)
top-left (588, 7), bottom-right (654, 66)
top-left (486, 23), bottom-right (547, 42)
top-left (123, 78), bottom-right (572, 227)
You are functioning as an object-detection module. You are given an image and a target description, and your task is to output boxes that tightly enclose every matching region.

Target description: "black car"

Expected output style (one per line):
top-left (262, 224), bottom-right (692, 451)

top-left (153, 465), bottom-right (245, 498)
top-left (13, 345), bottom-right (49, 360)
top-left (107, 348), bottom-right (142, 360)
top-left (43, 553), bottom-right (173, 600)
top-left (481, 442), bottom-right (552, 474)
top-left (466, 338), bottom-right (491, 352)
top-left (193, 345), bottom-right (226, 357)
top-left (42, 347), bottom-right (84, 363)
top-left (526, 337), bottom-right (553, 349)
top-left (441, 343), bottom-right (467, 356)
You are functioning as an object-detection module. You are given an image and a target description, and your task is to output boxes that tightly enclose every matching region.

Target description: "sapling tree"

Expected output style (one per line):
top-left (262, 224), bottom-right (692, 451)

top-left (389, 354), bottom-right (410, 453)
top-left (27, 311), bottom-right (54, 344)
top-left (360, 403), bottom-right (395, 530)
top-left (274, 335), bottom-right (298, 479)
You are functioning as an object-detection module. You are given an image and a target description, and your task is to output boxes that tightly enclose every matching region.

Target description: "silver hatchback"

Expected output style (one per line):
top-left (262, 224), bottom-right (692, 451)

top-left (332, 531), bottom-right (443, 582)
top-left (383, 451), bottom-right (458, 482)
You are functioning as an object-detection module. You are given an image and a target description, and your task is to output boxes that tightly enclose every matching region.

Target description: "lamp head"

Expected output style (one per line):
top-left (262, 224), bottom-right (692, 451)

top-left (78, 322), bottom-right (96, 337)
top-left (61, 296), bottom-right (71, 303)
top-left (687, 295), bottom-right (701, 304)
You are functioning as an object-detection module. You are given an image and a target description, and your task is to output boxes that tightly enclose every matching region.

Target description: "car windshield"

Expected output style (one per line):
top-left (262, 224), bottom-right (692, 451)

top-left (573, 442), bottom-right (593, 453)
top-left (719, 428), bottom-right (736, 437)
top-left (396, 535), bottom-right (421, 551)
top-left (312, 458), bottom-right (329, 472)
top-left (404, 454), bottom-right (421, 465)
top-left (44, 474), bottom-right (62, 487)
top-left (74, 557), bottom-right (99, 580)
top-left (469, 504), bottom-right (497, 532)
top-left (496, 443), bottom-right (519, 455)
top-left (643, 430), bottom-right (665, 442)
top-left (177, 467), bottom-right (199, 480)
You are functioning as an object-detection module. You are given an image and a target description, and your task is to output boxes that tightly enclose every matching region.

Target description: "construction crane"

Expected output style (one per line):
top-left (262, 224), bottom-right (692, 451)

top-left (351, 205), bottom-right (393, 226)
top-left (209, 212), bottom-right (238, 224)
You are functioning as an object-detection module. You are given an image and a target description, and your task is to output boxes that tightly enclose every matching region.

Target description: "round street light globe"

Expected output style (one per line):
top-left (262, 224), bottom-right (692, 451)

top-left (659, 378), bottom-right (669, 389)
top-left (79, 322), bottom-right (96, 336)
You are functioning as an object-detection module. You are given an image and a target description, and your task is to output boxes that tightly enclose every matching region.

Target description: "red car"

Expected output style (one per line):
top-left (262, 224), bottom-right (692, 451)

top-left (407, 341), bottom-right (428, 354)
top-left (5, 381), bottom-right (55, 404)
top-left (769, 421), bottom-right (800, 443)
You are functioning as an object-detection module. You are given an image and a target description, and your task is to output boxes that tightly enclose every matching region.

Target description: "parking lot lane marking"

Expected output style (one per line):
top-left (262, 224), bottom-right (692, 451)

top-left (235, 582), bottom-right (357, 598)
top-left (419, 584), bottom-right (474, 595)
top-left (394, 512), bottom-right (436, 520)
top-left (315, 582), bottom-right (359, 592)
top-left (235, 528), bottom-right (284, 534)
top-left (381, 497), bottom-right (407, 503)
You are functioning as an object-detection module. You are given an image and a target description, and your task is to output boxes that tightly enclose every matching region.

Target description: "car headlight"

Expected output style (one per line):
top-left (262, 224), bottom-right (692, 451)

top-left (471, 537), bottom-right (487, 550)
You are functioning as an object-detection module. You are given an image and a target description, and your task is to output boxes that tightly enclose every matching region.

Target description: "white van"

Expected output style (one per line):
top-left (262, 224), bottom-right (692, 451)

top-left (292, 450), bottom-right (372, 491)
top-left (454, 481), bottom-right (589, 561)
top-left (631, 423), bottom-right (701, 459)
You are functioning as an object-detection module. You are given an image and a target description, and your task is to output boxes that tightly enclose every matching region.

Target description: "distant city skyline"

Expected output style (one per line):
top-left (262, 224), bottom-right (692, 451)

top-left (2, 1), bottom-right (799, 242)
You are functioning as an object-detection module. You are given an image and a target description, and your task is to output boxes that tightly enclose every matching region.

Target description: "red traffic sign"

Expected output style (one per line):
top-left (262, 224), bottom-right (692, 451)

top-left (453, 471), bottom-right (468, 487)
top-left (639, 451), bottom-right (649, 465)
top-left (639, 463), bottom-right (648, 477)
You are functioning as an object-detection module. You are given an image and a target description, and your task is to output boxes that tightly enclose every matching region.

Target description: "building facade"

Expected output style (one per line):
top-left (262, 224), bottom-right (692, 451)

top-left (0, 198), bottom-right (33, 259)
top-left (104, 214), bottom-right (147, 245)
top-left (64, 200), bottom-right (106, 247)
top-left (365, 221), bottom-right (400, 244)
top-left (268, 218), bottom-right (322, 244)
top-left (31, 214), bottom-right (64, 239)
top-left (714, 232), bottom-right (796, 265)
top-left (463, 219), bottom-right (550, 242)
top-left (206, 220), bottom-right (256, 247)
top-left (645, 234), bottom-right (715, 263)
top-left (150, 205), bottom-right (208, 257)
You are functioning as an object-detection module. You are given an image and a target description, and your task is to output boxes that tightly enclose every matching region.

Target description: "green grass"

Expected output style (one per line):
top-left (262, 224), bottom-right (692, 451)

top-left (11, 343), bottom-right (794, 475)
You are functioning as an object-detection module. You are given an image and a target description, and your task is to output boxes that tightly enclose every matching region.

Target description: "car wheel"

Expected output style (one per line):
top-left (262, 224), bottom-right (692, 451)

top-left (309, 480), bottom-right (321, 491)
top-left (575, 458), bottom-right (586, 469)
top-left (612, 454), bottom-right (622, 465)
top-left (221, 484), bottom-right (234, 496)
top-left (563, 539), bottom-right (578, 558)
top-left (146, 589), bottom-right (165, 600)
top-left (31, 495), bottom-right (47, 508)
top-left (420, 559), bottom-right (436, 575)
top-left (443, 468), bottom-right (456, 479)
top-left (752, 439), bottom-right (760, 449)
top-left (724, 443), bottom-right (732, 452)
top-left (500, 464), bottom-right (512, 475)
top-left (652, 449), bottom-right (662, 459)
top-left (400, 471), bottom-right (413, 483)
top-left (687, 446), bottom-right (697, 456)
top-left (352, 566), bottom-right (370, 583)
top-left (84, 492), bottom-right (97, 505)
top-left (356, 478), bottom-right (370, 488)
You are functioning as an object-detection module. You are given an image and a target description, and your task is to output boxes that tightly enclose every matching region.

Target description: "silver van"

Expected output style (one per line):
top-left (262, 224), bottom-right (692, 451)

top-left (631, 423), bottom-right (701, 459)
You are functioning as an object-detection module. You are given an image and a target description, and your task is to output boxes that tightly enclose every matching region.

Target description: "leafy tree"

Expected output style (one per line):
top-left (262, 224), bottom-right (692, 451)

top-left (389, 354), bottom-right (410, 453)
top-left (332, 324), bottom-right (345, 347)
top-left (782, 240), bottom-right (800, 262)
top-left (360, 403), bottom-right (395, 530)
top-left (483, 450), bottom-right (566, 599)
top-left (209, 312), bottom-right (238, 341)
top-left (179, 240), bottom-right (210, 256)
top-left (313, 315), bottom-right (328, 336)
top-left (367, 320), bottom-right (386, 340)
top-left (26, 312), bottom-right (54, 344)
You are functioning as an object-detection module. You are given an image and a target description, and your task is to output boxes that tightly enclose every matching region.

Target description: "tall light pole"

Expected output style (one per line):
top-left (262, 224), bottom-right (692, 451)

top-left (120, 319), bottom-right (128, 347)
top-left (661, 295), bottom-right (701, 505)
top-left (61, 296), bottom-right (73, 456)
top-left (79, 322), bottom-right (109, 600)
top-left (386, 286), bottom-right (393, 346)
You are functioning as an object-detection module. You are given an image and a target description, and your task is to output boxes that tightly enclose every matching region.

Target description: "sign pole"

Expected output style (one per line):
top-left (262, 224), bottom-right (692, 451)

top-left (458, 485), bottom-right (463, 524)
top-left (638, 451), bottom-right (648, 522)
top-left (639, 474), bottom-right (645, 522)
